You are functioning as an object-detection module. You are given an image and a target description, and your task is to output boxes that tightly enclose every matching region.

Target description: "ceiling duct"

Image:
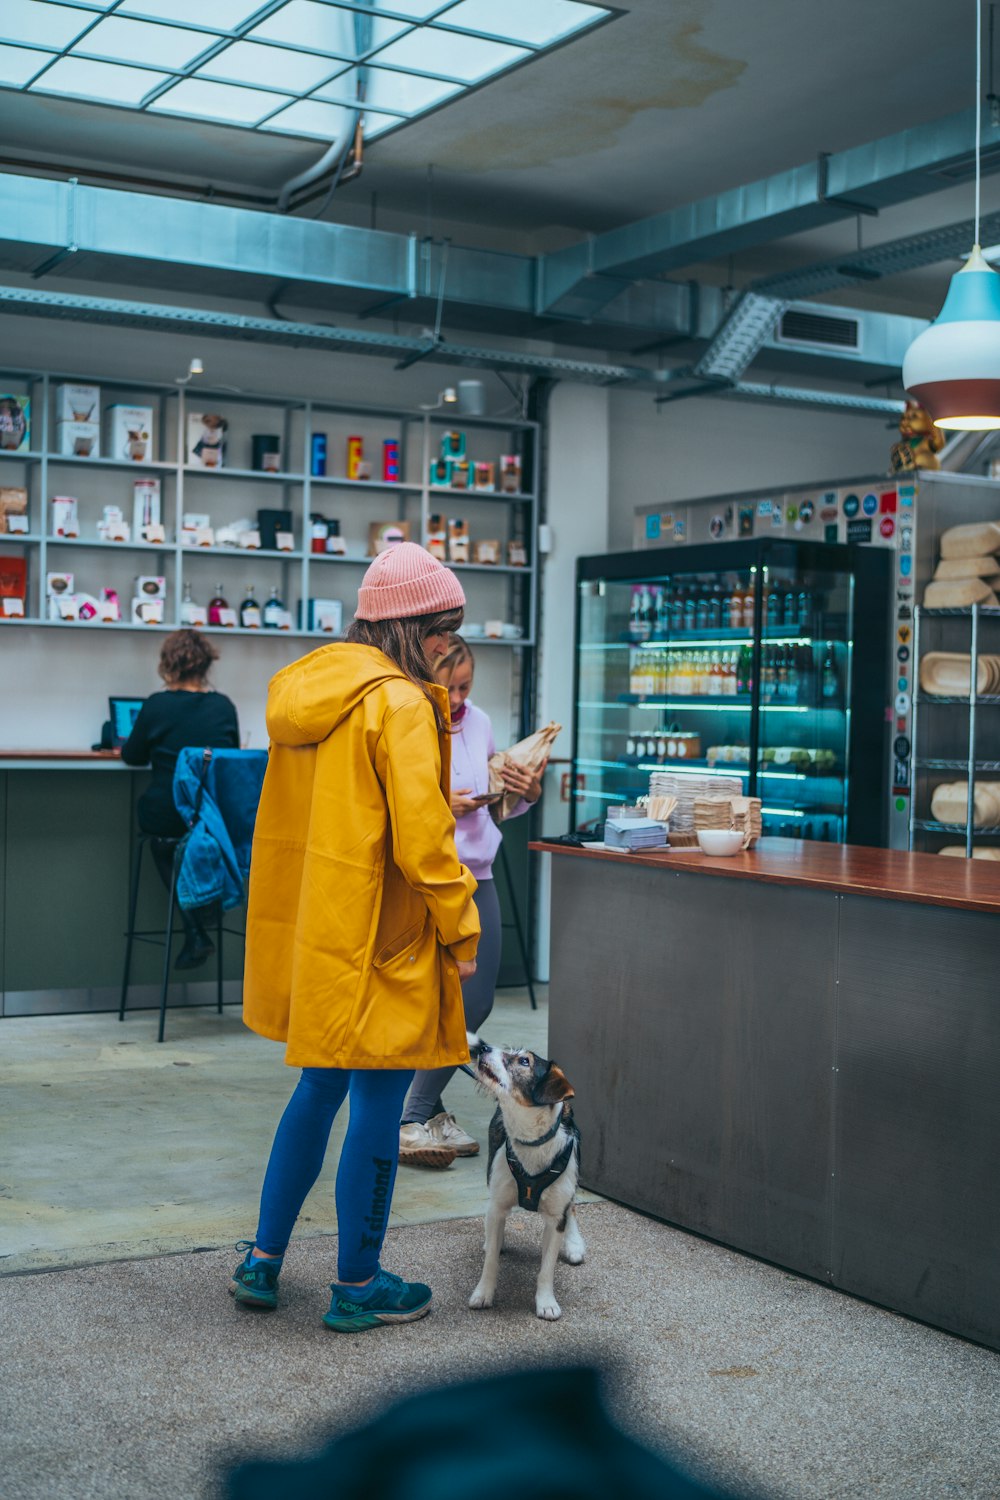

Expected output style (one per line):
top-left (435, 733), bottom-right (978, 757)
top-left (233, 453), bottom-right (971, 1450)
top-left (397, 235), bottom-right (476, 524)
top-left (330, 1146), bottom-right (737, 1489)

top-left (775, 308), bottom-right (862, 352)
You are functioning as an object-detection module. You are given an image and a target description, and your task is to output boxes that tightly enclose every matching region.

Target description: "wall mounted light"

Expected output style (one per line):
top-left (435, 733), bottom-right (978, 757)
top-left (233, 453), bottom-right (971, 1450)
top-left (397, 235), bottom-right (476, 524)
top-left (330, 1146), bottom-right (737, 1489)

top-left (903, 1), bottom-right (1000, 429)
top-left (176, 357), bottom-right (204, 387)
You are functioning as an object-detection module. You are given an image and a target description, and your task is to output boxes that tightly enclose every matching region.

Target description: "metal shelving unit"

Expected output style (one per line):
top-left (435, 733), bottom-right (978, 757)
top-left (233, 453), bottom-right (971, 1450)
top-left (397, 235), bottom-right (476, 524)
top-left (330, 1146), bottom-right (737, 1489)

top-left (0, 365), bottom-right (539, 656)
top-left (909, 605), bottom-right (1000, 856)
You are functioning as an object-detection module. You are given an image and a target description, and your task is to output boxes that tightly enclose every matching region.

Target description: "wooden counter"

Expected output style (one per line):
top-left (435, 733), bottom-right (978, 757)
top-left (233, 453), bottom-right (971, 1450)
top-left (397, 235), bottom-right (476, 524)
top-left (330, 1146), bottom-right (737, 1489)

top-left (537, 834), bottom-right (1000, 1351)
top-left (0, 750), bottom-right (134, 770)
top-left (530, 836), bottom-right (1000, 914)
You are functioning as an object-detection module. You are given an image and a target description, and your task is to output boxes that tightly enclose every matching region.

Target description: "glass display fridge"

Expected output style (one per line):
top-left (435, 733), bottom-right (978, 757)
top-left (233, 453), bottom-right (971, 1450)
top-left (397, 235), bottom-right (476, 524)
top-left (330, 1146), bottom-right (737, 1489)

top-left (571, 539), bottom-right (892, 844)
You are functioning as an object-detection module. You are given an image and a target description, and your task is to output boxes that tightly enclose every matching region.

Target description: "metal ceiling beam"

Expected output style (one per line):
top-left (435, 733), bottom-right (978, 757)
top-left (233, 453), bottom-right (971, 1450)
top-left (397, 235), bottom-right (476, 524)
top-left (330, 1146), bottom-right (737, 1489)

top-left (0, 284), bottom-right (912, 420)
top-left (536, 106), bottom-right (1000, 308)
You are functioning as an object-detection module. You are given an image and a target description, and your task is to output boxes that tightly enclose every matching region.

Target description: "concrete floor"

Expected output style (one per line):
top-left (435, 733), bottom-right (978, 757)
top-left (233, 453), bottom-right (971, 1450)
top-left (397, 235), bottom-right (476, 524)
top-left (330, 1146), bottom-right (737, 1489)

top-left (1, 988), bottom-right (554, 1274)
top-left (2, 988), bottom-right (999, 1500)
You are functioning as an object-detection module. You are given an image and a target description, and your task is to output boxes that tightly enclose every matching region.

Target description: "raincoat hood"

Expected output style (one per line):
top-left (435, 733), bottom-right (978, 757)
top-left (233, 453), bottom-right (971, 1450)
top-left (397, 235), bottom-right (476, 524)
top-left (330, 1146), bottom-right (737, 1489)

top-left (266, 642), bottom-right (415, 748)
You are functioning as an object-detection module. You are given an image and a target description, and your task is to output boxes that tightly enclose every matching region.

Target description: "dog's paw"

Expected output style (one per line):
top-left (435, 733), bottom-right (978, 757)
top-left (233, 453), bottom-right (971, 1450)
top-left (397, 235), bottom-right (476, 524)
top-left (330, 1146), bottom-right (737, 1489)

top-left (535, 1295), bottom-right (562, 1320)
top-left (468, 1285), bottom-right (495, 1309)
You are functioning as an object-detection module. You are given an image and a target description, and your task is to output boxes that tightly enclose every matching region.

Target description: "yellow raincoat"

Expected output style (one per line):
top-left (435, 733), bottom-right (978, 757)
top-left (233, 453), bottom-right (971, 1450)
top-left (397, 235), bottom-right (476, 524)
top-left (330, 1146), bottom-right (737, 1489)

top-left (243, 643), bottom-right (480, 1069)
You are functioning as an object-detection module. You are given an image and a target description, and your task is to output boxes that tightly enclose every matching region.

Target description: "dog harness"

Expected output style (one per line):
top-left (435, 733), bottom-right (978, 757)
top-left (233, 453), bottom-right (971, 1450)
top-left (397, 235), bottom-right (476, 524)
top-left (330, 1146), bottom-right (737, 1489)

top-left (488, 1106), bottom-right (580, 1213)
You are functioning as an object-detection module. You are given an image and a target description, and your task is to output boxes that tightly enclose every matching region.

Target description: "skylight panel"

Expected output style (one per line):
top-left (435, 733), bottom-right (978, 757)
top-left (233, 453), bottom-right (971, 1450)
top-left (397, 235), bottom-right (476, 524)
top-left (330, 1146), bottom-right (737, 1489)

top-left (247, 2), bottom-right (363, 58)
top-left (265, 95), bottom-right (398, 139)
top-left (117, 1), bottom-right (264, 28)
top-left (150, 78), bottom-right (295, 125)
top-left (0, 44), bottom-right (53, 88)
top-left (1, 2), bottom-right (94, 50)
top-left (371, 28), bottom-right (529, 82)
top-left (73, 16), bottom-right (218, 71)
top-left (30, 54), bottom-right (167, 105)
top-left (197, 40), bottom-right (345, 94)
top-left (316, 65), bottom-right (462, 116)
top-left (330, 1), bottom-right (452, 15)
top-left (435, 0), bottom-right (608, 48)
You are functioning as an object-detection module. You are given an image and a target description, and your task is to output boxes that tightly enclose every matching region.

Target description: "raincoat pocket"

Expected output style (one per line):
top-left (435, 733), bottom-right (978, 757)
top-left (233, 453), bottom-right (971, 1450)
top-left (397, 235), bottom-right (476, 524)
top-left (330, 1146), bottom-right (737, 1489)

top-left (373, 915), bottom-right (428, 969)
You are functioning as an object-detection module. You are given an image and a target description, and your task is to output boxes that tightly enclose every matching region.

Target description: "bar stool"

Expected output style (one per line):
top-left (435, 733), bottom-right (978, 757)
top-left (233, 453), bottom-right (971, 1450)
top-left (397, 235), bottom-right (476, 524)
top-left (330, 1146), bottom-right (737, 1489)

top-left (118, 832), bottom-right (225, 1044)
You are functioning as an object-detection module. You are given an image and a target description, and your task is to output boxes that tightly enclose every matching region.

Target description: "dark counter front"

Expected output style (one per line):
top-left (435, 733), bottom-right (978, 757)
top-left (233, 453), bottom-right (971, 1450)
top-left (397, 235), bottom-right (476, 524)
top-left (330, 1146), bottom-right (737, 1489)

top-left (0, 756), bottom-right (247, 1016)
top-left (534, 838), bottom-right (1000, 1351)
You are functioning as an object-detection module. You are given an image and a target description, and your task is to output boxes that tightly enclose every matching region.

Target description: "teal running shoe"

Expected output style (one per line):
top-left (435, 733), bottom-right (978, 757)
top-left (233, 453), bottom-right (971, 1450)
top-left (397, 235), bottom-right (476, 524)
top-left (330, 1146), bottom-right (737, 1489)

top-left (230, 1241), bottom-right (282, 1310)
top-left (323, 1268), bottom-right (432, 1333)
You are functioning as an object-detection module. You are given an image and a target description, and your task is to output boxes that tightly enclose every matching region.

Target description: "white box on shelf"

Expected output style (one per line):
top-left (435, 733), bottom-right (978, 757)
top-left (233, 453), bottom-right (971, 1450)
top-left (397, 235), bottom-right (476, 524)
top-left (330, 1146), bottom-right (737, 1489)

top-left (51, 496), bottom-right (80, 537)
top-left (54, 595), bottom-right (80, 621)
top-left (136, 575), bottom-right (166, 600)
top-left (132, 478), bottom-right (161, 536)
top-left (56, 384), bottom-right (100, 424)
top-left (238, 530), bottom-right (262, 550)
top-left (107, 405), bottom-right (154, 463)
top-left (46, 571), bottom-right (74, 597)
top-left (142, 523), bottom-right (166, 545)
top-left (55, 421), bottom-right (100, 458)
top-left (275, 531), bottom-right (295, 552)
top-left (131, 597), bottom-right (164, 625)
top-left (180, 528), bottom-right (215, 547)
top-left (2, 596), bottom-right (25, 617)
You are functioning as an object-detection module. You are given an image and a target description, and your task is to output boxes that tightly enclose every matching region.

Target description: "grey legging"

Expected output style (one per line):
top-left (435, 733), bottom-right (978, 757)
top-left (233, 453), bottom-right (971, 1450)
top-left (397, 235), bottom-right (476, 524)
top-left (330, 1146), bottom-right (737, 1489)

top-left (401, 878), bottom-right (502, 1125)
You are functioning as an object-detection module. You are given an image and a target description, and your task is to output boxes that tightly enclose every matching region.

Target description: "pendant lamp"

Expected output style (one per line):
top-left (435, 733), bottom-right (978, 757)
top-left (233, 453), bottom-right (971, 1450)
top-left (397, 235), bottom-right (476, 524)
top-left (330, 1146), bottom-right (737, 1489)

top-left (902, 0), bottom-right (1000, 429)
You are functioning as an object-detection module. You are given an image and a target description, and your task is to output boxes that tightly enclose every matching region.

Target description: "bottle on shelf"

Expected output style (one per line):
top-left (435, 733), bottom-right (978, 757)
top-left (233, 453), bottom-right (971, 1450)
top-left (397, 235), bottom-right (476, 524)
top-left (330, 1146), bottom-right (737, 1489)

top-left (683, 589), bottom-right (697, 633)
top-left (766, 587), bottom-right (781, 632)
top-left (782, 587), bottom-right (798, 630)
top-left (741, 582), bottom-right (756, 631)
top-left (208, 582), bottom-right (228, 627)
top-left (629, 587), bottom-right (644, 641)
top-left (706, 584), bottom-right (723, 631)
top-left (263, 584), bottom-right (284, 628)
top-left (736, 644), bottom-right (752, 697)
top-left (821, 642), bottom-right (840, 704)
top-left (240, 584), bottom-right (261, 630)
top-left (695, 592), bottom-right (709, 632)
top-left (654, 586), bottom-right (671, 639)
top-left (670, 587), bottom-right (685, 634)
top-left (761, 644), bottom-right (776, 701)
top-left (797, 587), bottom-right (813, 632)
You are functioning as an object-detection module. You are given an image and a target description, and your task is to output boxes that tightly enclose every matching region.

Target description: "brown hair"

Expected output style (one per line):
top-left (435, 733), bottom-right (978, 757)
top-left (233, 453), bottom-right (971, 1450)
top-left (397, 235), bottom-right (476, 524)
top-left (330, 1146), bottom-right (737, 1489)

top-left (158, 628), bottom-right (219, 686)
top-left (435, 633), bottom-right (475, 680)
top-left (345, 607), bottom-right (464, 731)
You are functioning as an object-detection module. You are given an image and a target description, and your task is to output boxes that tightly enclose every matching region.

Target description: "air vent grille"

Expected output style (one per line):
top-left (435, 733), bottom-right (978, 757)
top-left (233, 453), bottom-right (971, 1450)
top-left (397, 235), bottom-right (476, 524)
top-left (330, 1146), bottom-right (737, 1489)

top-left (776, 309), bottom-right (860, 350)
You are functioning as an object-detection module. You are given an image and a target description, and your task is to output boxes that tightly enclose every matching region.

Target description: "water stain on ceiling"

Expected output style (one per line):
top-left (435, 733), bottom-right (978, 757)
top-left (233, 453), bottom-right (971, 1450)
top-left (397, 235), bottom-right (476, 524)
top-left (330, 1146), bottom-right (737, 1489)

top-left (387, 5), bottom-right (747, 178)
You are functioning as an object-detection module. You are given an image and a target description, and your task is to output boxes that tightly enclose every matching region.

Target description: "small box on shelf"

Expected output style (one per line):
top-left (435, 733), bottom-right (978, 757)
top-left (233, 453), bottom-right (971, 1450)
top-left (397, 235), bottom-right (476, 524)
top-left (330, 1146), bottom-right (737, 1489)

top-left (0, 395), bottom-right (31, 454)
top-left (187, 413), bottom-right (227, 469)
top-left (56, 384), bottom-right (100, 424)
top-left (51, 497), bottom-right (80, 538)
top-left (107, 405), bottom-right (154, 464)
top-left (55, 421), bottom-right (99, 458)
top-left (0, 486), bottom-right (29, 534)
top-left (298, 598), bottom-right (343, 633)
top-left (0, 553), bottom-right (27, 618)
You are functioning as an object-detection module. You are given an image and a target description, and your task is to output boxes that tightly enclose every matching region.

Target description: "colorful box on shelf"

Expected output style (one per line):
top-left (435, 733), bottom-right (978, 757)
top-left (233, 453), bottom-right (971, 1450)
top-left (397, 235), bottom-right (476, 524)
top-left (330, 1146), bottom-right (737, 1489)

top-left (131, 597), bottom-right (164, 625)
top-left (508, 540), bottom-right (528, 567)
top-left (107, 405), bottom-right (154, 464)
top-left (0, 395), bottom-right (31, 455)
top-left (187, 413), bottom-right (227, 469)
top-left (0, 554), bottom-right (27, 617)
top-left (430, 457), bottom-right (452, 487)
top-left (448, 518), bottom-right (469, 563)
top-left (0, 487), bottom-right (29, 534)
top-left (499, 455), bottom-right (522, 494)
top-left (473, 462), bottom-right (495, 493)
top-left (473, 539), bottom-right (501, 565)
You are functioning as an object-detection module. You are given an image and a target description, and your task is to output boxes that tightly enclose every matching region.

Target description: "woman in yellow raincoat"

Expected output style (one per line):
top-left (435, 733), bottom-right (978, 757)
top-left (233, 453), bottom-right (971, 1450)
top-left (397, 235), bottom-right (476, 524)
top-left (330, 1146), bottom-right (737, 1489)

top-left (231, 544), bottom-right (479, 1333)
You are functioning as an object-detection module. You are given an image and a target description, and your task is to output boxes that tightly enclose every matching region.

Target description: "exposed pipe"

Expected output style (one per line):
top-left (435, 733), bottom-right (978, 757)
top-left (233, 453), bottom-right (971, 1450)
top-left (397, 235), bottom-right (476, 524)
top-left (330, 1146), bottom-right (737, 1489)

top-left (277, 114), bottom-right (358, 214)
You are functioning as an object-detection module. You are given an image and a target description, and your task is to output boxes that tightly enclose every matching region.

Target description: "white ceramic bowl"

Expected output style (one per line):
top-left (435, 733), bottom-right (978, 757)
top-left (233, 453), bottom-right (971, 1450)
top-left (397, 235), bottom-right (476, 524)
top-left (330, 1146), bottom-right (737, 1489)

top-left (696, 829), bottom-right (745, 856)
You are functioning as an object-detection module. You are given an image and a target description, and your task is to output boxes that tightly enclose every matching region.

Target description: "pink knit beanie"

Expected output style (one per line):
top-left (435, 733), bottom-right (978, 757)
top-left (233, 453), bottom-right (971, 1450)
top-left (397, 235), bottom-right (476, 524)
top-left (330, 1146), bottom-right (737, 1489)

top-left (355, 541), bottom-right (466, 621)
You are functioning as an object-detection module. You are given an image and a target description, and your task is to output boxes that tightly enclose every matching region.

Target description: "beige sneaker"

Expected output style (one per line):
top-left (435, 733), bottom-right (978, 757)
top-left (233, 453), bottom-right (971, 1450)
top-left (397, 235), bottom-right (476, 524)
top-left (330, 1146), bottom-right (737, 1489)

top-left (428, 1111), bottom-right (479, 1157)
top-left (398, 1122), bottom-right (457, 1169)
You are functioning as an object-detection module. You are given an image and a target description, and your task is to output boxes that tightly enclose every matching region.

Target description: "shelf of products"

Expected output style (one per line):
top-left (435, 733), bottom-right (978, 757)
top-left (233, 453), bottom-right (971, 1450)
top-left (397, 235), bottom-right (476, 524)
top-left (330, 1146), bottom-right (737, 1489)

top-left (570, 538), bottom-right (891, 845)
top-left (0, 367), bottom-right (539, 647)
top-left (909, 604), bottom-right (1000, 856)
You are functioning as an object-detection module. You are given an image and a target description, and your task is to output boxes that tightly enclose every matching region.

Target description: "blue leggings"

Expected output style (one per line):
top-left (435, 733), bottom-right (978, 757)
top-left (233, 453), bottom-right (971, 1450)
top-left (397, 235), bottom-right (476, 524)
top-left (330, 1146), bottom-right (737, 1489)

top-left (255, 1067), bottom-right (413, 1282)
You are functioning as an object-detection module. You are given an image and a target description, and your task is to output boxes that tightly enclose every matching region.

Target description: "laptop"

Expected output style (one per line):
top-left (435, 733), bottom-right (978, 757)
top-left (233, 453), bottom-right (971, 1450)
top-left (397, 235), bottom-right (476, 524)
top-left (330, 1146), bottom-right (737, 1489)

top-left (109, 696), bottom-right (145, 746)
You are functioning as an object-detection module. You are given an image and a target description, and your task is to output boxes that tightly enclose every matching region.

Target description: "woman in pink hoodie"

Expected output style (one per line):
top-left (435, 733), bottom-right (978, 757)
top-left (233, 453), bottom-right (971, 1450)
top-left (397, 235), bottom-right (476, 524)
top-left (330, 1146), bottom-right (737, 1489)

top-left (398, 634), bottom-right (545, 1166)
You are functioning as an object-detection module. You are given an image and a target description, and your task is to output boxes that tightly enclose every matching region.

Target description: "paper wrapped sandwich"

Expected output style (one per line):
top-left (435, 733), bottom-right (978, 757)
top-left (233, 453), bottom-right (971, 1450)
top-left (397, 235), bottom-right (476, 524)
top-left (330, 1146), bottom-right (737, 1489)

top-left (487, 721), bottom-right (561, 821)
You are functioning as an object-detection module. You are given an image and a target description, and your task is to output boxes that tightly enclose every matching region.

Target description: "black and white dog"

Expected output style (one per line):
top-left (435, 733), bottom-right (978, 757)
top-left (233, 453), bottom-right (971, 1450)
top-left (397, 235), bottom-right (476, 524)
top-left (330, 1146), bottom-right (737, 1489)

top-left (467, 1034), bottom-right (585, 1320)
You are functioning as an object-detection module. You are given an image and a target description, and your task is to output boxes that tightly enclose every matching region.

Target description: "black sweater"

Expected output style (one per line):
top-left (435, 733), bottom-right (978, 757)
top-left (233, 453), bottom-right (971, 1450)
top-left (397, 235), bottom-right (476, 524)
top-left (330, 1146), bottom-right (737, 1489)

top-left (122, 689), bottom-right (240, 836)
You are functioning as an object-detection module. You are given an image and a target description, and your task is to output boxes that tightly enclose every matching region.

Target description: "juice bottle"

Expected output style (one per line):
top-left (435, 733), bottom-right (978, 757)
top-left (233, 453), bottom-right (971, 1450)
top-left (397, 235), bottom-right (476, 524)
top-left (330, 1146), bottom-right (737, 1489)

top-left (741, 583), bottom-right (756, 631)
top-left (208, 582), bottom-right (228, 626)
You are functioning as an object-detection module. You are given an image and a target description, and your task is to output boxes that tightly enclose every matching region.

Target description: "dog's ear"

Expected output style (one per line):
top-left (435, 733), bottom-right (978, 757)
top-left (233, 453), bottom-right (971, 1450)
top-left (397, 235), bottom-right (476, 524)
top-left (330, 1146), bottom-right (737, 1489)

top-left (533, 1064), bottom-right (575, 1105)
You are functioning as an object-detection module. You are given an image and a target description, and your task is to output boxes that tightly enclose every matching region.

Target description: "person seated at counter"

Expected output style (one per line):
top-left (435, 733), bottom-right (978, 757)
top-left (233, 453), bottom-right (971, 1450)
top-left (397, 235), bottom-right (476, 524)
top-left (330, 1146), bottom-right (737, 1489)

top-left (121, 628), bottom-right (240, 969)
